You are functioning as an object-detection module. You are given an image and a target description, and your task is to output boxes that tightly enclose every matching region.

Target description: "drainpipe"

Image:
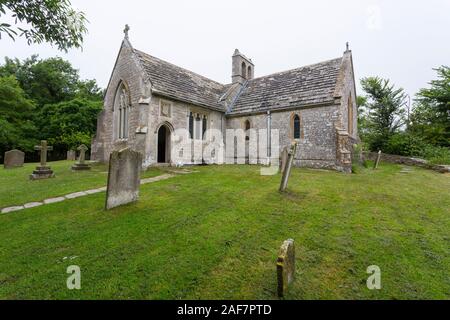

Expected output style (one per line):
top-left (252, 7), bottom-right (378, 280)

top-left (267, 110), bottom-right (271, 164)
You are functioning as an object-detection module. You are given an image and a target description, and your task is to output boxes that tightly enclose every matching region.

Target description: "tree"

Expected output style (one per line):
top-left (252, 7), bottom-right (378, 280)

top-left (0, 55), bottom-right (88, 107)
top-left (0, 55), bottom-right (103, 162)
top-left (38, 98), bottom-right (102, 151)
top-left (0, 0), bottom-right (87, 52)
top-left (0, 75), bottom-right (37, 161)
top-left (360, 77), bottom-right (407, 151)
top-left (412, 66), bottom-right (450, 147)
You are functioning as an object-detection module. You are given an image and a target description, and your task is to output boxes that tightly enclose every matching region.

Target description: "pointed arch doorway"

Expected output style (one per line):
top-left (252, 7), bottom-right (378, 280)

top-left (157, 124), bottom-right (171, 164)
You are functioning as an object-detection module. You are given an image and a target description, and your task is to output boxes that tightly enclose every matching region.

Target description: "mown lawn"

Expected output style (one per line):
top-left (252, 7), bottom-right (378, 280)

top-left (0, 161), bottom-right (162, 209)
top-left (0, 163), bottom-right (449, 299)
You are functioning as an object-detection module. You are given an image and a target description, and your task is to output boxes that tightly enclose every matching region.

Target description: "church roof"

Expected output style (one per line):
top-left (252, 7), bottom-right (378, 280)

top-left (228, 57), bottom-right (343, 115)
top-left (133, 49), bottom-right (227, 111)
top-left (133, 47), bottom-right (342, 115)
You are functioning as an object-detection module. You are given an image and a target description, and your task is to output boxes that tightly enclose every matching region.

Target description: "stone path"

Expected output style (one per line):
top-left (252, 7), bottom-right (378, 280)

top-left (1, 173), bottom-right (178, 214)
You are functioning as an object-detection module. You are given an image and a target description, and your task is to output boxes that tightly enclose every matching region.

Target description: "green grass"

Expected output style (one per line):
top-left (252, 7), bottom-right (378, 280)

top-left (0, 163), bottom-right (449, 299)
top-left (0, 161), bottom-right (162, 209)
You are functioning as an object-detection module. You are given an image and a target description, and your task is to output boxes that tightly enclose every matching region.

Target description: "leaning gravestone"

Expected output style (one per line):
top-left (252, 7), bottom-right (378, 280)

top-left (4, 149), bottom-right (25, 169)
top-left (30, 140), bottom-right (55, 180)
top-left (277, 239), bottom-right (295, 297)
top-left (105, 148), bottom-right (142, 210)
top-left (67, 150), bottom-right (76, 161)
top-left (279, 142), bottom-right (297, 192)
top-left (71, 144), bottom-right (91, 171)
top-left (280, 146), bottom-right (289, 175)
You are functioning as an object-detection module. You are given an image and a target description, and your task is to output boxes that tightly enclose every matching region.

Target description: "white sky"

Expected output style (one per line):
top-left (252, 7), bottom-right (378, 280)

top-left (1, 0), bottom-right (449, 97)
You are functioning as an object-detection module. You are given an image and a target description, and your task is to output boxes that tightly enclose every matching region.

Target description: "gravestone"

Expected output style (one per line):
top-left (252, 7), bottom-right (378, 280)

top-left (30, 140), bottom-right (55, 180)
top-left (4, 149), bottom-right (25, 169)
top-left (373, 150), bottom-right (382, 170)
top-left (105, 148), bottom-right (142, 210)
top-left (67, 150), bottom-right (76, 161)
top-left (280, 146), bottom-right (289, 175)
top-left (277, 239), bottom-right (295, 297)
top-left (72, 144), bottom-right (91, 171)
top-left (279, 142), bottom-right (297, 192)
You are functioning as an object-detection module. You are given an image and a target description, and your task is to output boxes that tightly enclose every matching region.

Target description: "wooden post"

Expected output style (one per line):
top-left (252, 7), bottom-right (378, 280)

top-left (373, 150), bottom-right (382, 169)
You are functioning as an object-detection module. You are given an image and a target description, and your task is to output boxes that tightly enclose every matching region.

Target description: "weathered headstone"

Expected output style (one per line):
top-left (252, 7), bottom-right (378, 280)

top-left (280, 146), bottom-right (289, 175)
top-left (277, 239), bottom-right (295, 297)
top-left (67, 150), bottom-right (76, 161)
top-left (30, 140), bottom-right (55, 180)
top-left (105, 148), bottom-right (142, 210)
top-left (279, 142), bottom-right (297, 192)
top-left (373, 150), bottom-right (382, 170)
top-left (71, 144), bottom-right (91, 171)
top-left (4, 149), bottom-right (25, 169)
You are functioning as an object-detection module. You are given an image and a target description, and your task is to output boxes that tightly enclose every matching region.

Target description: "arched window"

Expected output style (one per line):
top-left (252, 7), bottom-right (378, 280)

top-left (244, 119), bottom-right (251, 141)
top-left (114, 82), bottom-right (130, 139)
top-left (293, 114), bottom-right (301, 139)
top-left (247, 66), bottom-right (252, 79)
top-left (241, 61), bottom-right (247, 79)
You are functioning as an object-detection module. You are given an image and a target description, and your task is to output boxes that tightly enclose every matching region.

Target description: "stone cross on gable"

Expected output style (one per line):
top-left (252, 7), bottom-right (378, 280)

top-left (34, 140), bottom-right (53, 167)
top-left (77, 144), bottom-right (88, 164)
top-left (123, 24), bottom-right (130, 39)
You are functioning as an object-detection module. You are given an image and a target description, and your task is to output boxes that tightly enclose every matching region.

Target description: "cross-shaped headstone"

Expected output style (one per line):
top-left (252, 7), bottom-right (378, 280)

top-left (77, 144), bottom-right (88, 164)
top-left (34, 140), bottom-right (53, 167)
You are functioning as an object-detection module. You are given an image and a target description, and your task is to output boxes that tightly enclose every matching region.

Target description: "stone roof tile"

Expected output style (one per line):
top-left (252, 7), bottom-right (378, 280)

top-left (228, 57), bottom-right (343, 115)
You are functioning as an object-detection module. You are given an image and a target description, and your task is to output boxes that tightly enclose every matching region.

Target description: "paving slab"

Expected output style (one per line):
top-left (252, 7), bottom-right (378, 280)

top-left (43, 197), bottom-right (66, 204)
top-left (24, 202), bottom-right (43, 209)
top-left (1, 206), bottom-right (25, 214)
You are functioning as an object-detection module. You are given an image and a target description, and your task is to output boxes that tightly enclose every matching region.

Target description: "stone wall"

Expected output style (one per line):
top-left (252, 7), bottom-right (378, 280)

top-left (144, 95), bottom-right (224, 166)
top-left (363, 152), bottom-right (450, 173)
top-left (226, 104), bottom-right (341, 170)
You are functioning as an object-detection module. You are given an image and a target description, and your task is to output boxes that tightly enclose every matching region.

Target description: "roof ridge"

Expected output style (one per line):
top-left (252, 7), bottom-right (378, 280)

top-left (248, 57), bottom-right (343, 82)
top-left (133, 48), bottom-right (225, 87)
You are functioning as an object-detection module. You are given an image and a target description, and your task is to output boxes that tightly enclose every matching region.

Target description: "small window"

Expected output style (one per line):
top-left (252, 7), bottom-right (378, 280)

top-left (293, 115), bottom-right (300, 139)
top-left (188, 112), bottom-right (194, 139)
top-left (202, 116), bottom-right (207, 140)
top-left (247, 66), bottom-right (252, 79)
top-left (245, 120), bottom-right (251, 141)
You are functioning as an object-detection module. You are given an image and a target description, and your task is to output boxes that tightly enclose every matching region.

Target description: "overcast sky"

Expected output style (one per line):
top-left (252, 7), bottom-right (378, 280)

top-left (1, 0), bottom-right (449, 97)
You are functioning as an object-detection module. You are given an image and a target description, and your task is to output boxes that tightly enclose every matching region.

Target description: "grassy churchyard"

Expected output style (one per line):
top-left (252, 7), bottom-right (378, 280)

top-left (0, 161), bottom-right (449, 299)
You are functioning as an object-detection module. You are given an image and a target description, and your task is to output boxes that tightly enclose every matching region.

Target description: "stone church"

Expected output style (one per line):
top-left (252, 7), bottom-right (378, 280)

top-left (91, 27), bottom-right (359, 172)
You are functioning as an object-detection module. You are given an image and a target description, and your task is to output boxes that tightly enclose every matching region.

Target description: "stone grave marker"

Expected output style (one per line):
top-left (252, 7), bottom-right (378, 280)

top-left (280, 146), bottom-right (289, 175)
top-left (373, 150), bottom-right (382, 170)
top-left (67, 150), bottom-right (76, 161)
top-left (279, 142), bottom-right (297, 192)
top-left (105, 148), bottom-right (142, 210)
top-left (4, 149), bottom-right (25, 169)
top-left (30, 140), bottom-right (55, 180)
top-left (72, 144), bottom-right (91, 171)
top-left (277, 239), bottom-right (295, 297)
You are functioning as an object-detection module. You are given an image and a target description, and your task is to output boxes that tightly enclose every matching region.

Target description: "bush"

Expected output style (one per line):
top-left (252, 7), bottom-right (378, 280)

top-left (377, 132), bottom-right (450, 165)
